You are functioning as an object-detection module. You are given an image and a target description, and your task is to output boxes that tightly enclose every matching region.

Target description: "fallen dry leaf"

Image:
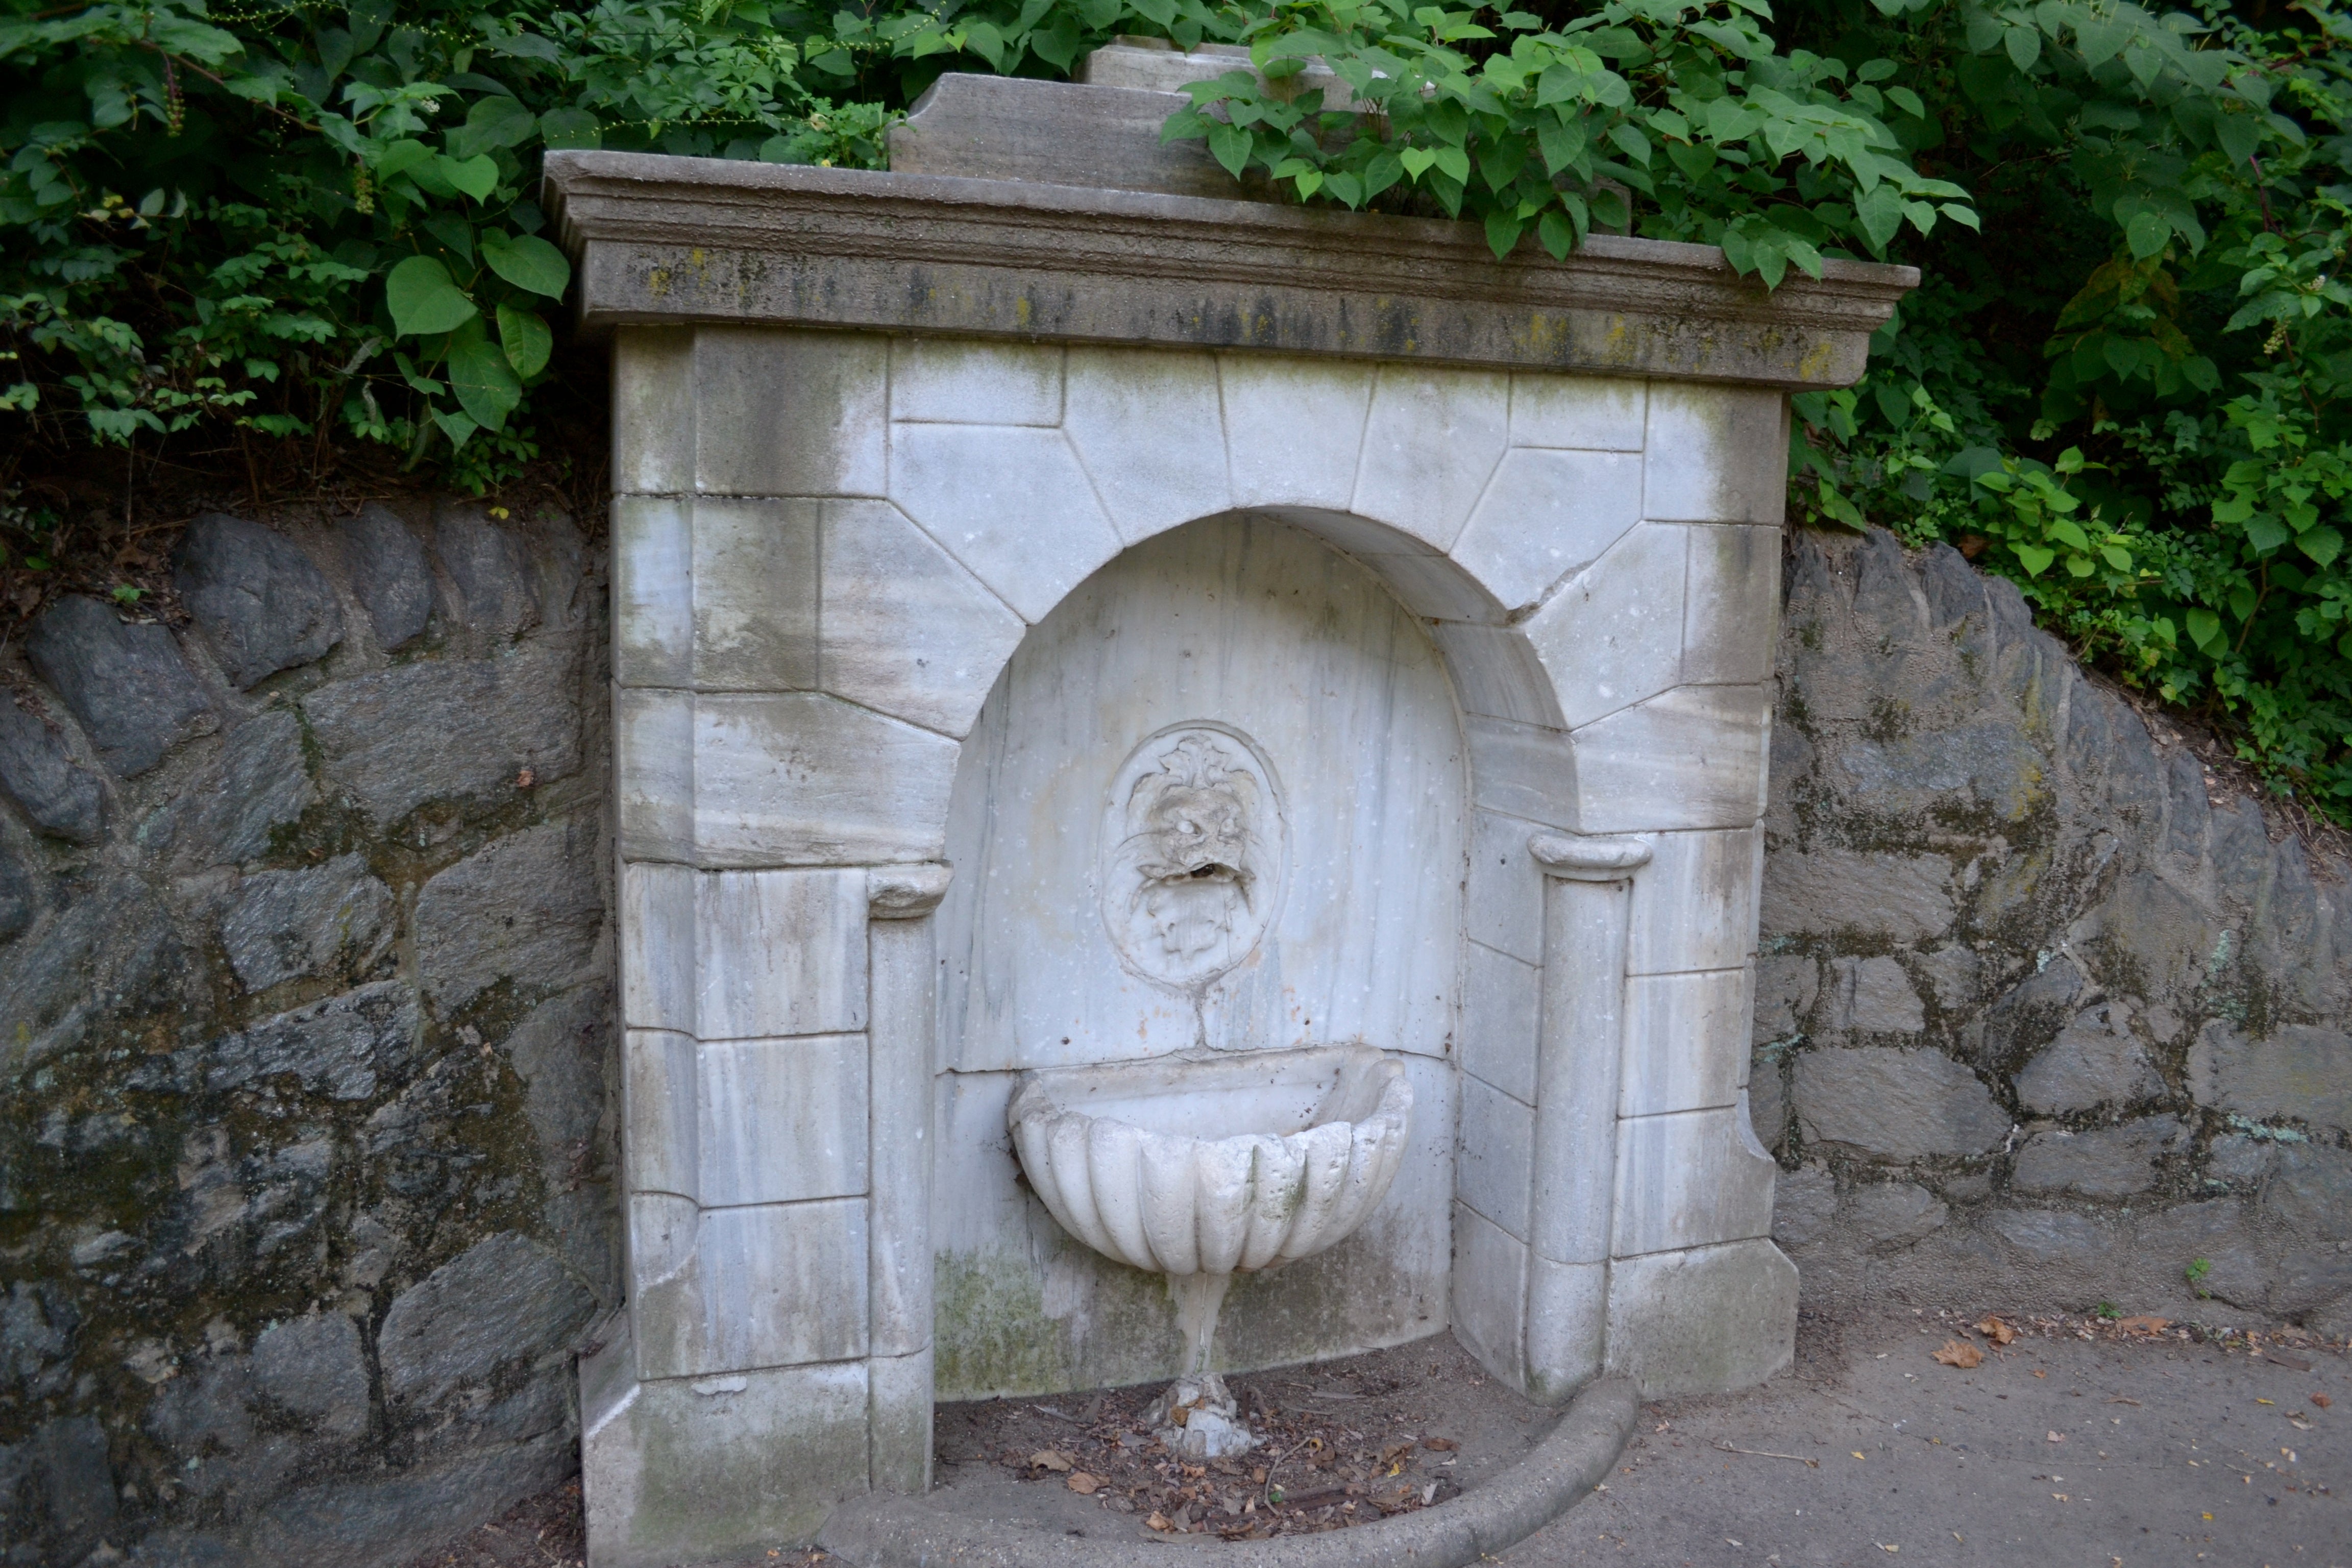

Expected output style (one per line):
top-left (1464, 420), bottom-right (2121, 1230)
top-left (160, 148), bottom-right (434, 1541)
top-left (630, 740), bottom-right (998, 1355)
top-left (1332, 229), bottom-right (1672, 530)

top-left (1031, 1451), bottom-right (1071, 1472)
top-left (2116, 1315), bottom-right (2170, 1334)
top-left (1421, 1436), bottom-right (1458, 1451)
top-left (1067, 1473), bottom-right (1100, 1495)
top-left (1975, 1316), bottom-right (2017, 1346)
top-left (2047, 1432), bottom-right (2065, 1443)
top-left (1145, 1511), bottom-right (1174, 1532)
top-left (1933, 1340), bottom-right (1984, 1369)
top-left (2314, 1393), bottom-right (2333, 1409)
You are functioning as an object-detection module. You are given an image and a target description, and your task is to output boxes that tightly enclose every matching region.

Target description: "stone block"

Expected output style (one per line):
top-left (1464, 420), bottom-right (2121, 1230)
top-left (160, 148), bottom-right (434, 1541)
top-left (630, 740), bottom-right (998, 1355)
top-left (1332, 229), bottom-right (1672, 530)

top-left (1465, 809), bottom-right (1546, 964)
top-left (1827, 955), bottom-right (1925, 1034)
top-left (2262, 1144), bottom-right (2352, 1240)
top-left (416, 820), bottom-right (604, 1011)
top-left (1916, 945), bottom-right (1980, 1011)
top-left (1449, 448), bottom-right (1644, 614)
top-left (870, 1347), bottom-right (934, 1494)
top-left (1612, 1107), bottom-right (1777, 1256)
top-left (612, 687), bottom-right (694, 860)
top-left (1428, 622), bottom-right (1563, 728)
top-left (625, 1030), bottom-right (699, 1200)
top-left (1463, 714), bottom-right (1578, 829)
top-left (304, 642), bottom-right (581, 823)
top-left (0, 693), bottom-right (104, 843)
top-left (583, 1355), bottom-right (869, 1568)
top-left (688, 497), bottom-right (819, 691)
top-left (1750, 954), bottom-right (1818, 1045)
top-left (698, 1034), bottom-right (869, 1207)
top-left (17, 1414), bottom-right (115, 1562)
top-left (620, 863), bottom-right (695, 1032)
top-left (503, 985), bottom-right (610, 1181)
top-left (612, 494), bottom-right (692, 688)
top-left (343, 503), bottom-right (435, 650)
top-left (614, 327), bottom-right (695, 494)
top-left (1460, 939), bottom-right (1540, 1105)
top-left (1641, 385), bottom-right (1787, 524)
top-left (379, 1232), bottom-right (597, 1418)
top-left (434, 505), bottom-right (542, 640)
top-left (2014, 1003), bottom-right (2164, 1114)
top-left (1846, 1181), bottom-right (1948, 1246)
top-left (1346, 548), bottom-right (1501, 622)
top-left (0, 839), bottom-right (34, 944)
top-left (1524, 1254), bottom-right (1607, 1404)
top-left (1062, 347), bottom-right (1231, 542)
top-left (695, 327), bottom-right (888, 497)
top-left (819, 500), bottom-right (1025, 738)
top-left (201, 980), bottom-right (419, 1101)
top-left (632, 1196), bottom-right (869, 1378)
top-left (174, 513), bottom-right (344, 688)
top-left (1627, 826), bottom-right (1760, 976)
top-left (1220, 357), bottom-right (1374, 510)
top-left (890, 338), bottom-right (1063, 425)
top-left (1523, 523), bottom-right (1687, 729)
top-left (2188, 1021), bottom-right (2352, 1137)
top-left (26, 595), bottom-right (211, 777)
top-left (1455, 1074), bottom-right (1533, 1240)
top-left (1508, 373), bottom-right (1645, 451)
top-left (1760, 847), bottom-right (1956, 945)
top-left (888, 422), bottom-right (1121, 623)
top-left (1603, 1238), bottom-right (1796, 1397)
top-left (1795, 1046), bottom-right (2008, 1159)
top-left (0, 866), bottom-right (176, 1075)
top-left (1771, 1164), bottom-right (1835, 1246)
top-left (157, 709), bottom-right (316, 870)
top-left (1449, 1200), bottom-right (1528, 1390)
top-left (251, 1314), bottom-right (370, 1440)
top-left (695, 868), bottom-right (869, 1039)
top-left (2012, 1116), bottom-right (2186, 1198)
top-left (1351, 365), bottom-right (1509, 551)
top-left (1681, 524), bottom-right (1780, 685)
top-left (1981, 1207), bottom-right (2114, 1266)
top-left (250, 1433), bottom-right (572, 1568)
top-left (220, 852), bottom-right (394, 991)
top-left (1744, 1070), bottom-right (1784, 1155)
top-left (1621, 968), bottom-right (1750, 1116)
top-left (1570, 684), bottom-right (1771, 834)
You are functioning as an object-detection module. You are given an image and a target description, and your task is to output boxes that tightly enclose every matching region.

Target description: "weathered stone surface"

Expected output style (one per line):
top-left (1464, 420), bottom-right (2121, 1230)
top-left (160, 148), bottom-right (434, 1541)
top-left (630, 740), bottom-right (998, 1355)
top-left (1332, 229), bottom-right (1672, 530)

top-left (304, 643), bottom-right (580, 822)
top-left (0, 867), bottom-right (176, 1073)
top-left (2261, 1145), bottom-right (2352, 1240)
top-left (203, 981), bottom-right (420, 1100)
top-left (435, 507), bottom-right (540, 639)
top-left (220, 852), bottom-right (394, 991)
top-left (1760, 847), bottom-right (1955, 944)
top-left (26, 595), bottom-right (211, 776)
top-left (0, 1283), bottom-right (77, 1396)
top-left (14, 1413), bottom-right (115, 1560)
top-left (1846, 1181), bottom-right (1947, 1246)
top-left (1771, 1165), bottom-right (1836, 1246)
top-left (1795, 1047), bottom-right (2009, 1159)
top-left (0, 838), bottom-right (36, 944)
top-left (2188, 1021), bottom-right (2352, 1137)
top-left (378, 1233), bottom-right (594, 1416)
top-left (0, 693), bottom-right (104, 842)
top-left (1982, 1207), bottom-right (2112, 1265)
top-left (503, 984), bottom-right (610, 1179)
top-left (2013, 1003), bottom-right (2165, 1113)
top-left (155, 710), bottom-right (316, 870)
top-left (245, 1434), bottom-right (571, 1568)
top-left (1916, 945), bottom-right (1979, 1011)
top-left (1832, 719), bottom-right (2047, 824)
top-left (2011, 1116), bottom-right (2186, 1197)
top-left (1751, 955), bottom-right (1818, 1045)
top-left (174, 513), bottom-right (344, 688)
top-left (416, 821), bottom-right (603, 1010)
top-left (344, 503), bottom-right (435, 650)
top-left (1828, 954), bottom-right (1925, 1033)
top-left (251, 1313), bottom-right (370, 1439)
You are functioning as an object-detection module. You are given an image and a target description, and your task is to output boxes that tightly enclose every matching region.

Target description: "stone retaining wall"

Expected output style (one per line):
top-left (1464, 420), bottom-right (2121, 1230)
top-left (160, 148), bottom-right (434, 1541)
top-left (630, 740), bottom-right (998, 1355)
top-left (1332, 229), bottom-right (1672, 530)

top-left (0, 502), bottom-right (615, 1565)
top-left (1758, 527), bottom-right (2352, 1334)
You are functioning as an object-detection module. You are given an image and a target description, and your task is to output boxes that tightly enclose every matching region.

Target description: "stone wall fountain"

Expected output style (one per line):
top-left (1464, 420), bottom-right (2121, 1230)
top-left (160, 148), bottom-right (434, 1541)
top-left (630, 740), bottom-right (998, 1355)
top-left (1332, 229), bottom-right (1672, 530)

top-left (546, 41), bottom-right (1913, 1568)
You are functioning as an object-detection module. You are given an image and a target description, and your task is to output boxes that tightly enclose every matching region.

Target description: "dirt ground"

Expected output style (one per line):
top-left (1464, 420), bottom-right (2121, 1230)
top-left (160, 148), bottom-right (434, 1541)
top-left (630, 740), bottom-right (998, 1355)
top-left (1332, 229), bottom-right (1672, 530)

top-left (408, 1307), bottom-right (2352, 1568)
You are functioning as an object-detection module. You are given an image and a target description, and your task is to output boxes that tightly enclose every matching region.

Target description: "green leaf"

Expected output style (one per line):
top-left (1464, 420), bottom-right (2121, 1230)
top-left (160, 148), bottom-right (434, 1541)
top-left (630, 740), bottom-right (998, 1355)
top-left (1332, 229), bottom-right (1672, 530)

top-left (1432, 145), bottom-right (1471, 183)
top-left (437, 154), bottom-right (499, 203)
top-left (1208, 121), bottom-right (1252, 179)
top-left (1401, 146), bottom-right (1438, 180)
top-left (1538, 207), bottom-right (1578, 260)
top-left (2125, 210), bottom-right (2170, 259)
top-left (446, 318), bottom-right (522, 432)
top-left (2004, 24), bottom-right (2041, 71)
top-left (1484, 209), bottom-right (1524, 259)
top-left (2184, 607), bottom-right (2224, 653)
top-left (457, 95), bottom-right (536, 155)
top-left (2246, 514), bottom-right (2292, 554)
top-left (385, 255), bottom-right (478, 337)
top-left (432, 405), bottom-right (480, 450)
top-left (538, 108), bottom-right (600, 151)
top-left (1536, 116), bottom-right (1586, 175)
top-left (497, 304), bottom-right (552, 378)
top-left (2300, 527), bottom-right (2344, 569)
top-left (481, 232), bottom-right (571, 299)
top-left (2014, 544), bottom-right (2056, 576)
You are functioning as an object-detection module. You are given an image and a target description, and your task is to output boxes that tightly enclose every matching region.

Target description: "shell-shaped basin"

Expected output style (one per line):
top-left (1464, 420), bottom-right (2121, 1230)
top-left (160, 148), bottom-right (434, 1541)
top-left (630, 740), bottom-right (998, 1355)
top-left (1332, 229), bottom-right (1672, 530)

top-left (1007, 1044), bottom-right (1412, 1278)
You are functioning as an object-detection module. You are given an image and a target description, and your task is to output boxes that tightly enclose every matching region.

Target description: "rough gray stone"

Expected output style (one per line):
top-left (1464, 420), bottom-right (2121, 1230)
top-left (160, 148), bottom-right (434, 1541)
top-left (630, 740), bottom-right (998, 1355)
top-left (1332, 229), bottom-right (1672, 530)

top-left (0, 693), bottom-right (104, 842)
top-left (1750, 955), bottom-right (1818, 1045)
top-left (251, 1314), bottom-right (370, 1440)
top-left (1828, 955), bottom-right (1925, 1033)
top-left (145, 1355), bottom-right (255, 1454)
top-left (377, 1233), bottom-right (594, 1416)
top-left (344, 504), bottom-right (434, 650)
top-left (174, 513), bottom-right (344, 688)
top-left (154, 710), bottom-right (316, 870)
top-left (0, 867), bottom-right (177, 1074)
top-left (219, 853), bottom-right (394, 992)
top-left (203, 981), bottom-right (419, 1101)
top-left (415, 821), bottom-right (603, 1011)
top-left (0, 838), bottom-right (34, 944)
top-left (2261, 1145), bottom-right (2352, 1241)
top-left (23, 1413), bottom-right (116, 1560)
top-left (1916, 542), bottom-right (1988, 629)
top-left (2205, 1134), bottom-right (2275, 1187)
top-left (2010, 1116), bottom-right (2186, 1198)
top-left (2188, 1021), bottom-right (2352, 1137)
top-left (0, 1282), bottom-right (77, 1395)
top-left (244, 1433), bottom-right (571, 1568)
top-left (1796, 1046), bottom-right (2010, 1159)
top-left (1833, 719), bottom-right (2047, 825)
top-left (1772, 1165), bottom-right (1837, 1246)
top-left (504, 984), bottom-right (610, 1179)
top-left (1916, 945), bottom-right (1979, 1011)
top-left (1982, 1207), bottom-right (2113, 1265)
top-left (435, 507), bottom-right (540, 639)
top-left (303, 644), bottom-right (580, 822)
top-left (1846, 1182), bottom-right (1947, 1246)
top-left (26, 595), bottom-right (211, 776)
top-left (1745, 1062), bottom-right (1786, 1154)
top-left (2164, 751), bottom-right (2211, 862)
top-left (2013, 1003), bottom-right (2165, 1114)
top-left (1760, 848), bottom-right (1956, 944)
top-left (2273, 1249), bottom-right (2352, 1319)
top-left (1975, 958), bottom-right (2085, 1068)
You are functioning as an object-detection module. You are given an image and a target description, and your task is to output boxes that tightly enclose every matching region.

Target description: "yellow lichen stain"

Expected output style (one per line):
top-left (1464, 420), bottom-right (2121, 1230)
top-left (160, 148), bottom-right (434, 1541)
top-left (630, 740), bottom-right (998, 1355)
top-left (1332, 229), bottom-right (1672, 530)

top-left (646, 266), bottom-right (672, 299)
top-left (1015, 295), bottom-right (1032, 328)
top-left (1796, 338), bottom-right (1839, 382)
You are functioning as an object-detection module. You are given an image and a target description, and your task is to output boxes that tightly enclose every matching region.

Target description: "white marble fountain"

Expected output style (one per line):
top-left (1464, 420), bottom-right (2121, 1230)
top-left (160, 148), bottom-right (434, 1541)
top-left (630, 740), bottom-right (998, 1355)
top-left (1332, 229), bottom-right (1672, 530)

top-left (548, 39), bottom-right (1914, 1568)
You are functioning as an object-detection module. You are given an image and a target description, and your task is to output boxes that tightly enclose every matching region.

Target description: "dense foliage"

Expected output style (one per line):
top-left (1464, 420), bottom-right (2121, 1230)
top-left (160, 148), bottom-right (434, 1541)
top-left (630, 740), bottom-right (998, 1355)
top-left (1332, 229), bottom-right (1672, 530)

top-left (4, 0), bottom-right (2351, 815)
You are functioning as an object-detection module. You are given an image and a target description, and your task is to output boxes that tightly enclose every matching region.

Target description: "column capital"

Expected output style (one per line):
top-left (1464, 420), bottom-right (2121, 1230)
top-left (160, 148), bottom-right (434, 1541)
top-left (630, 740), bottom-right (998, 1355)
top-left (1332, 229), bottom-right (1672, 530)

top-left (1529, 832), bottom-right (1652, 882)
top-left (868, 862), bottom-right (953, 918)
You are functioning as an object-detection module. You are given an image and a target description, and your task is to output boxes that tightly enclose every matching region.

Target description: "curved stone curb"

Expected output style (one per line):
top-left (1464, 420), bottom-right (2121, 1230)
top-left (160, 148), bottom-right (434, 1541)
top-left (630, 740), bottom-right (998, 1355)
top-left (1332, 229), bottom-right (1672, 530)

top-left (817, 1376), bottom-right (1637, 1568)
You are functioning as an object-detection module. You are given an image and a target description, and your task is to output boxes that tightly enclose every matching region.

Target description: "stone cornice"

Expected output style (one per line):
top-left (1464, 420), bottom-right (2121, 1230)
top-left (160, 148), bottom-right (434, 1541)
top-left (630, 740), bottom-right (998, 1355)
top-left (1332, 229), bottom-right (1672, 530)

top-left (543, 148), bottom-right (1915, 386)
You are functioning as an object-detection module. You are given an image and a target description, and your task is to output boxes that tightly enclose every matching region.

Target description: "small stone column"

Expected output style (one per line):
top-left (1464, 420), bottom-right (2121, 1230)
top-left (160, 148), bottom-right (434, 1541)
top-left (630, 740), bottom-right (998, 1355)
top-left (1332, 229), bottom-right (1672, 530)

top-left (1523, 831), bottom-right (1651, 1402)
top-left (865, 864), bottom-right (950, 1494)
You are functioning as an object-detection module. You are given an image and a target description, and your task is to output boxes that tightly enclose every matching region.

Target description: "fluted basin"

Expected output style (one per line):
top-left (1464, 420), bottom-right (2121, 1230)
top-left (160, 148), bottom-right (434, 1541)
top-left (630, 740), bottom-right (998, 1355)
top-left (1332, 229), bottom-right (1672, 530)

top-left (1007, 1044), bottom-right (1412, 1456)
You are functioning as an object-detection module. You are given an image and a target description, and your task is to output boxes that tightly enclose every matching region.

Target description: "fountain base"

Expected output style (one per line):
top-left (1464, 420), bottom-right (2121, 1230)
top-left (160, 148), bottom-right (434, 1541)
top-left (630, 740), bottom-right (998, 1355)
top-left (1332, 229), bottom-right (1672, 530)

top-left (1144, 1373), bottom-right (1257, 1460)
